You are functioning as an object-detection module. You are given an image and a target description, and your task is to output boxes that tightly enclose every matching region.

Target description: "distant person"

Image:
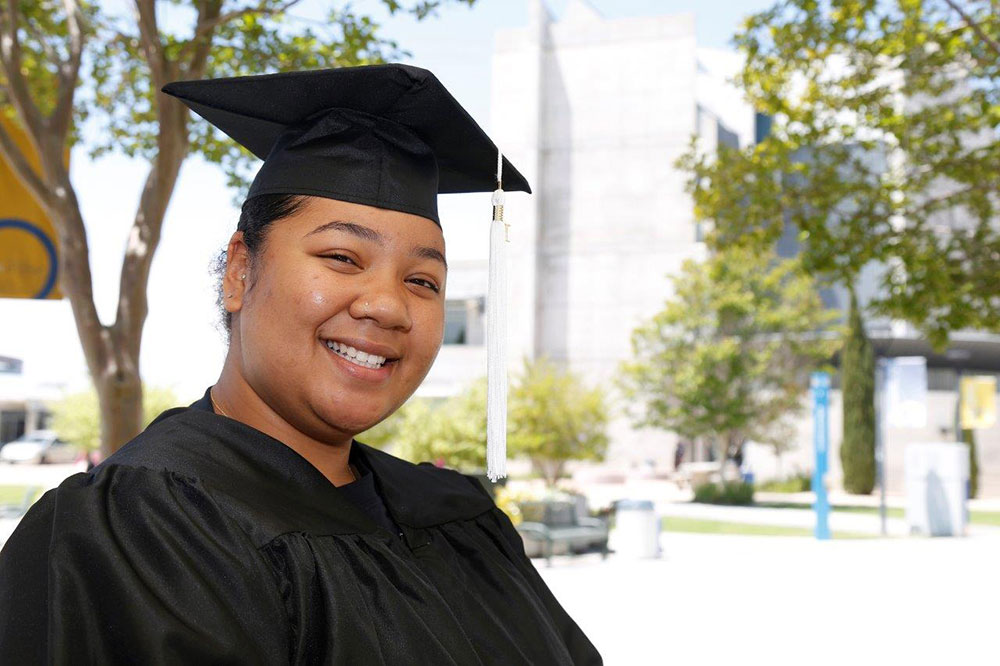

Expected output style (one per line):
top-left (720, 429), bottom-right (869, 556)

top-left (674, 440), bottom-right (687, 471)
top-left (0, 66), bottom-right (601, 665)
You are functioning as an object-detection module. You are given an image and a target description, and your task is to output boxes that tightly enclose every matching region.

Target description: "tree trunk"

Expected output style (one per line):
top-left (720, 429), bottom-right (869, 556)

top-left (95, 367), bottom-right (143, 459)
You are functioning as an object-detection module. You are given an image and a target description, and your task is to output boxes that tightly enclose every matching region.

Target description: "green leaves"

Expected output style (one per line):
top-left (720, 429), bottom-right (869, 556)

top-left (688, 0), bottom-right (1000, 347)
top-left (83, 0), bottom-right (426, 196)
top-left (365, 359), bottom-right (609, 483)
top-left (618, 246), bottom-right (839, 458)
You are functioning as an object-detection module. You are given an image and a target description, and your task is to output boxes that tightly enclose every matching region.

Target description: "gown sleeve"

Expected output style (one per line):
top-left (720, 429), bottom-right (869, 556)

top-left (463, 477), bottom-right (603, 666)
top-left (0, 465), bottom-right (290, 665)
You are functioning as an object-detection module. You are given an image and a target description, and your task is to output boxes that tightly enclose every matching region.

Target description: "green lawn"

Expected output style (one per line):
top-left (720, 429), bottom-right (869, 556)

top-left (0, 485), bottom-right (41, 506)
top-left (754, 501), bottom-right (1000, 526)
top-left (970, 510), bottom-right (1000, 526)
top-left (755, 501), bottom-right (904, 519)
top-left (662, 516), bottom-right (872, 539)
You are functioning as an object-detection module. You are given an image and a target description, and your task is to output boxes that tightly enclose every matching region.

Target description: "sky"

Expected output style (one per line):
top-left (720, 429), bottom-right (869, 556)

top-left (0, 0), bottom-right (776, 402)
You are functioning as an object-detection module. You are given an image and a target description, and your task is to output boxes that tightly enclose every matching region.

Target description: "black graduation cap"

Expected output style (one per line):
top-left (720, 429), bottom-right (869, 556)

top-left (160, 63), bottom-right (531, 225)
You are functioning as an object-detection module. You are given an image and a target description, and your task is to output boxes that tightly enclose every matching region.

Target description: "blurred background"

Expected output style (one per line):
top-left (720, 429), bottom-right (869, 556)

top-left (1, 0), bottom-right (999, 663)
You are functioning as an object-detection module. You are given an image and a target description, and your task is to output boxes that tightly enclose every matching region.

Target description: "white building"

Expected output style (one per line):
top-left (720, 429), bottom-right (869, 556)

top-left (0, 355), bottom-right (63, 444)
top-left (423, 1), bottom-right (758, 475)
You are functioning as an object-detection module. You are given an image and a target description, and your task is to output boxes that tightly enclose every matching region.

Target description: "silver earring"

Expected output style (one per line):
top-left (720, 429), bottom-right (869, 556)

top-left (240, 274), bottom-right (246, 280)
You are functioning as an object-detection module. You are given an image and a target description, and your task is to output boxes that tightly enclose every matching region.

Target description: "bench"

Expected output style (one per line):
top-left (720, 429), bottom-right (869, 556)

top-left (515, 499), bottom-right (609, 567)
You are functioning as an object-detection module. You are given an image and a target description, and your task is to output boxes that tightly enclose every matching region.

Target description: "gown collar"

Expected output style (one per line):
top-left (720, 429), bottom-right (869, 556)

top-left (137, 388), bottom-right (493, 538)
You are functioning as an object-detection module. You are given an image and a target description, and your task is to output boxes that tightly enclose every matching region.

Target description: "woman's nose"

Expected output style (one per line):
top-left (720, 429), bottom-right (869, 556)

top-left (348, 278), bottom-right (412, 331)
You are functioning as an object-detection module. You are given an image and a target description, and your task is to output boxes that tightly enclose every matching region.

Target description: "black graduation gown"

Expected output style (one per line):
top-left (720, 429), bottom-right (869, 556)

top-left (0, 396), bottom-right (603, 665)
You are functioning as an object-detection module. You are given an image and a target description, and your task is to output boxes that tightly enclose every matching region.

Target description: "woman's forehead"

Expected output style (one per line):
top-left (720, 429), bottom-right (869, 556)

top-left (280, 196), bottom-right (446, 249)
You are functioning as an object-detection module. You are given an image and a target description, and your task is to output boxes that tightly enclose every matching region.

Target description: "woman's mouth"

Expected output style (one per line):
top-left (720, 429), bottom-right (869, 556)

top-left (324, 340), bottom-right (391, 370)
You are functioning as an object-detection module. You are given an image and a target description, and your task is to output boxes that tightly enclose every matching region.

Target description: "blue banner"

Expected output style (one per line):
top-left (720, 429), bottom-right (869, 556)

top-left (811, 371), bottom-right (831, 540)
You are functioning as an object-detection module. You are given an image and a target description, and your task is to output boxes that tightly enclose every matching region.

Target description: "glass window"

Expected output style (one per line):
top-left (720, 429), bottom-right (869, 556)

top-left (444, 300), bottom-right (468, 345)
top-left (443, 298), bottom-right (484, 345)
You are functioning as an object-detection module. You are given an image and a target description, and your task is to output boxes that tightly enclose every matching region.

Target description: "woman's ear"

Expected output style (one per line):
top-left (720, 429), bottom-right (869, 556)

top-left (223, 231), bottom-right (250, 313)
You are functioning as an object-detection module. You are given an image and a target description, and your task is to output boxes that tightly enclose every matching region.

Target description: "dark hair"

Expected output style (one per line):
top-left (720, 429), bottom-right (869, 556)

top-left (214, 193), bottom-right (309, 337)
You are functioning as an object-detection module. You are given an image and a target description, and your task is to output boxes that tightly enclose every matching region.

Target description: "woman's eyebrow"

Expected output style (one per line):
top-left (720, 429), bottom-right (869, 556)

top-left (305, 220), bottom-right (385, 245)
top-left (412, 246), bottom-right (448, 271)
top-left (307, 219), bottom-right (447, 270)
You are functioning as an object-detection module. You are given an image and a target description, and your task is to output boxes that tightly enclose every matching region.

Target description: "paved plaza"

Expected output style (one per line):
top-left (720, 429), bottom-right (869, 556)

top-left (539, 530), bottom-right (1000, 665)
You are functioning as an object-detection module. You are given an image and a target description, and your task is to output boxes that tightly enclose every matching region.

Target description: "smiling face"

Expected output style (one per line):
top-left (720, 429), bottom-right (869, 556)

top-left (224, 196), bottom-right (447, 443)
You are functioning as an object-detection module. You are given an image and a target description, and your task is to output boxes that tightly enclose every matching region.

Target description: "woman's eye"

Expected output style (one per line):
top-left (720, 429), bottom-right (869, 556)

top-left (322, 253), bottom-right (357, 266)
top-left (408, 278), bottom-right (440, 293)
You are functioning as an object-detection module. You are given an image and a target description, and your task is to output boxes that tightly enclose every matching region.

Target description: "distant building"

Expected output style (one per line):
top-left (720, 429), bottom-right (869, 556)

top-left (0, 354), bottom-right (61, 444)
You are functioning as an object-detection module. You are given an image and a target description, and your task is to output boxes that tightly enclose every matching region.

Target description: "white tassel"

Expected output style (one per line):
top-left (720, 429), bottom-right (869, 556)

top-left (486, 151), bottom-right (508, 482)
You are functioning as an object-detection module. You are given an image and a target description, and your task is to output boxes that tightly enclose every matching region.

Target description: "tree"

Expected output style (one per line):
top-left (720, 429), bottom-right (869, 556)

top-left (49, 384), bottom-right (179, 451)
top-left (386, 385), bottom-right (488, 472)
top-left (678, 0), bottom-right (1000, 350)
top-left (839, 290), bottom-right (876, 494)
top-left (619, 246), bottom-right (839, 464)
top-left (0, 0), bottom-right (474, 456)
top-left (508, 357), bottom-right (609, 487)
top-left (381, 359), bottom-right (609, 486)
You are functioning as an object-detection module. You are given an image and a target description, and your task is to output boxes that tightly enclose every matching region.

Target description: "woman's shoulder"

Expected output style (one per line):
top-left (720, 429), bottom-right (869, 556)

top-left (352, 441), bottom-right (497, 527)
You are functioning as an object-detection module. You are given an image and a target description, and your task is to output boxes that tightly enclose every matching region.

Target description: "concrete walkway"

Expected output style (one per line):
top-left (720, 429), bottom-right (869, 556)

top-left (538, 529), bottom-right (1000, 665)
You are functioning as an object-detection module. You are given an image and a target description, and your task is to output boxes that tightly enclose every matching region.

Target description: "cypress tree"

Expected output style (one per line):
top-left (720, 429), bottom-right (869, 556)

top-left (839, 291), bottom-right (876, 495)
top-left (963, 428), bottom-right (979, 499)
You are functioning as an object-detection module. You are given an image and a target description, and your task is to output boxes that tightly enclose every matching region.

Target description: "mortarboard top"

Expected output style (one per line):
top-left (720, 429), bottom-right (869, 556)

top-left (160, 64), bottom-right (531, 225)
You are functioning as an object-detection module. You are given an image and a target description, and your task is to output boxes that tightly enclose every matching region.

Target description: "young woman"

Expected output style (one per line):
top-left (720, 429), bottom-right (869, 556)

top-left (0, 65), bottom-right (602, 665)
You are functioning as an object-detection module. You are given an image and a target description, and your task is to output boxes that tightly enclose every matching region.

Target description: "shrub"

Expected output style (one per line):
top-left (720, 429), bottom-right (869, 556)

top-left (756, 474), bottom-right (812, 493)
top-left (839, 292), bottom-right (876, 494)
top-left (693, 481), bottom-right (755, 506)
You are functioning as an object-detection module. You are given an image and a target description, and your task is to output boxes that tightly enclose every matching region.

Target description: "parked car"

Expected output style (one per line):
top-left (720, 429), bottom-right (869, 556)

top-left (0, 430), bottom-right (80, 464)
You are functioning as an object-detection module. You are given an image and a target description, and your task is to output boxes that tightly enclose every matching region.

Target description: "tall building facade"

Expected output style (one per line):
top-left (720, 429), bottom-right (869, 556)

top-left (486, 1), bottom-right (756, 470)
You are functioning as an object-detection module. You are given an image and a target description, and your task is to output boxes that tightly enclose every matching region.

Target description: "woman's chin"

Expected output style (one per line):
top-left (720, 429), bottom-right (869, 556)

top-left (319, 408), bottom-right (389, 437)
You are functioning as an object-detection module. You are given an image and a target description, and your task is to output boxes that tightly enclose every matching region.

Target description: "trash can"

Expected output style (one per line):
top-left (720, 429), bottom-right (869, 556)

top-left (904, 442), bottom-right (969, 537)
top-left (614, 499), bottom-right (660, 558)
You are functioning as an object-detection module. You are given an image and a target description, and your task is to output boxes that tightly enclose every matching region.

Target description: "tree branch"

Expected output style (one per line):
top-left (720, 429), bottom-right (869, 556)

top-left (0, 0), bottom-right (47, 148)
top-left (177, 0), bottom-right (306, 65)
top-left (942, 0), bottom-right (1000, 60)
top-left (182, 0), bottom-right (223, 80)
top-left (50, 0), bottom-right (86, 142)
top-left (131, 0), bottom-right (167, 87)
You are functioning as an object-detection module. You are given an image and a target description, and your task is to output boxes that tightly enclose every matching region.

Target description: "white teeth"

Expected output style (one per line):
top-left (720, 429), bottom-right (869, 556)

top-left (324, 340), bottom-right (387, 369)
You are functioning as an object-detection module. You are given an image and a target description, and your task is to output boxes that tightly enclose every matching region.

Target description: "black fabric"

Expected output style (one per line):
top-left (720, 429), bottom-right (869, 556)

top-left (0, 396), bottom-right (602, 665)
top-left (160, 64), bottom-right (531, 225)
top-left (193, 390), bottom-right (404, 539)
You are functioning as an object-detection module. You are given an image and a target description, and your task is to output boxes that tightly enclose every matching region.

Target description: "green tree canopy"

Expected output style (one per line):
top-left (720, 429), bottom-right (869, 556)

top-left (370, 359), bottom-right (609, 486)
top-left (619, 246), bottom-right (839, 461)
top-left (508, 357), bottom-right (609, 486)
top-left (678, 0), bottom-right (1000, 349)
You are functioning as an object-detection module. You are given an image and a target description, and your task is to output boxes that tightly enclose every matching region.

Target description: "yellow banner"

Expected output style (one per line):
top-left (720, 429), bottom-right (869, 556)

top-left (0, 115), bottom-right (62, 299)
top-left (960, 375), bottom-right (997, 430)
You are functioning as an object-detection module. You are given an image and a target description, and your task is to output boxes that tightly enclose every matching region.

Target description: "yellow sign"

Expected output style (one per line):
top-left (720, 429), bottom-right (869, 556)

top-left (0, 115), bottom-right (63, 299)
top-left (960, 375), bottom-right (997, 430)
